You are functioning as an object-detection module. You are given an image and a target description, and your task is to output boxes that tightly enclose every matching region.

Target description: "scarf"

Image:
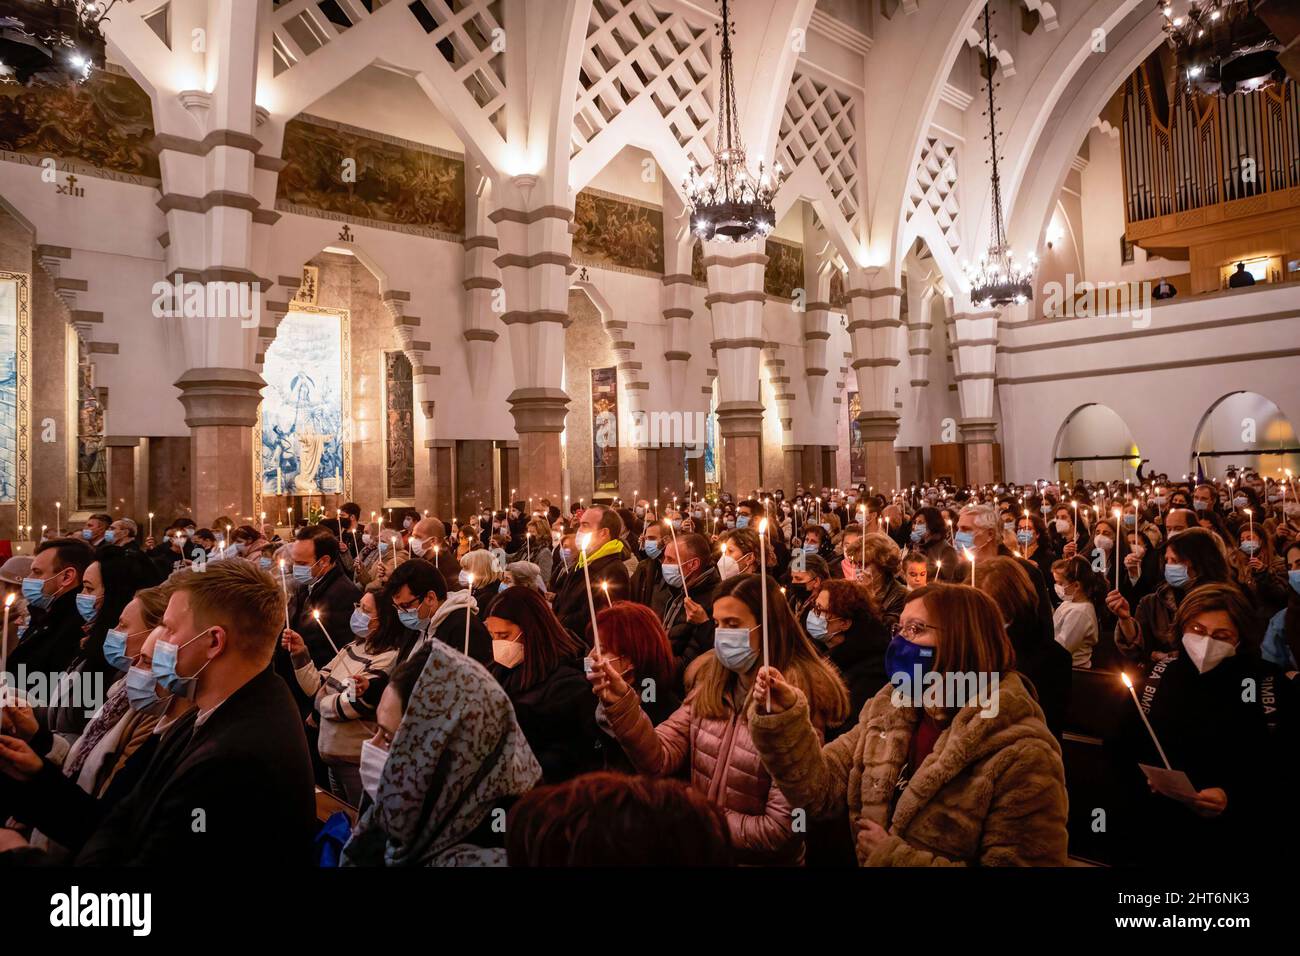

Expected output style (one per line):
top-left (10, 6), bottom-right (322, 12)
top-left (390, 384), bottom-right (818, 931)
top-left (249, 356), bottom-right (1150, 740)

top-left (341, 640), bottom-right (542, 867)
top-left (576, 537), bottom-right (623, 569)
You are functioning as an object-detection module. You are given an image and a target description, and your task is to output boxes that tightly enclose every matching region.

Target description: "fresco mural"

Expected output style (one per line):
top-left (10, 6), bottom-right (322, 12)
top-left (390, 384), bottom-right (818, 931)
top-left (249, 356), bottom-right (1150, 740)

top-left (384, 351), bottom-right (416, 500)
top-left (705, 378), bottom-right (718, 491)
top-left (764, 238), bottom-right (804, 300)
top-left (77, 351), bottom-right (106, 511)
top-left (573, 189), bottom-right (666, 274)
top-left (591, 366), bottom-right (619, 492)
top-left (277, 116), bottom-right (466, 236)
top-left (261, 310), bottom-right (345, 496)
top-left (848, 390), bottom-right (866, 484)
top-left (0, 68), bottom-right (159, 178)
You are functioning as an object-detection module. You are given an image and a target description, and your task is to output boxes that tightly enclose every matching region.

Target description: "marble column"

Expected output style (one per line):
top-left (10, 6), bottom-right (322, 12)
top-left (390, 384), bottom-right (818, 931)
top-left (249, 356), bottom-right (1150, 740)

top-left (949, 306), bottom-right (1001, 486)
top-left (845, 275), bottom-right (905, 494)
top-left (174, 368), bottom-right (264, 522)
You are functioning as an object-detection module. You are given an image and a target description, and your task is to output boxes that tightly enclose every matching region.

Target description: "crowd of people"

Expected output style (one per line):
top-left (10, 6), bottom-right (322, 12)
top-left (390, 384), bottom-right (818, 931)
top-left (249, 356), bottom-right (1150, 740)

top-left (0, 464), bottom-right (1294, 866)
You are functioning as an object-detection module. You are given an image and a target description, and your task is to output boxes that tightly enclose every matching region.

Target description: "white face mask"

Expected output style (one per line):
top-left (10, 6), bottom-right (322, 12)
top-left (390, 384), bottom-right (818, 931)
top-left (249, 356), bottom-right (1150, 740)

top-left (1095, 534), bottom-right (1114, 551)
top-left (359, 739), bottom-right (388, 800)
top-left (1055, 518), bottom-right (1071, 535)
top-left (410, 537), bottom-right (427, 557)
top-left (492, 639), bottom-right (525, 669)
top-left (716, 553), bottom-right (741, 580)
top-left (1181, 631), bottom-right (1236, 674)
top-left (1054, 582), bottom-right (1069, 601)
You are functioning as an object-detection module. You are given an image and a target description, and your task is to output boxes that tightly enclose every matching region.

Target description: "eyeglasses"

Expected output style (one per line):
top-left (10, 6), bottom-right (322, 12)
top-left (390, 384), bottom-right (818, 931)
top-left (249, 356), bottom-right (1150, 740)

top-left (892, 621), bottom-right (941, 641)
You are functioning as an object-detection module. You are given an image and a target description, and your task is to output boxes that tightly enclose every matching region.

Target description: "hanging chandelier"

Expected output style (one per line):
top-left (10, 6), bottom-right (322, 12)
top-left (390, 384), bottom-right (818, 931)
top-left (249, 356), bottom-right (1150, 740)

top-left (1159, 1), bottom-right (1285, 96)
top-left (0, 0), bottom-right (111, 86)
top-left (964, 3), bottom-right (1035, 309)
top-left (684, 0), bottom-right (784, 243)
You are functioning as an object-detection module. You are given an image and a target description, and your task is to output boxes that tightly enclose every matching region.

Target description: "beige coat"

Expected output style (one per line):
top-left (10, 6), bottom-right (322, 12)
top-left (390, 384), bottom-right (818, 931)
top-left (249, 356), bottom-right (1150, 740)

top-left (749, 671), bottom-right (1068, 866)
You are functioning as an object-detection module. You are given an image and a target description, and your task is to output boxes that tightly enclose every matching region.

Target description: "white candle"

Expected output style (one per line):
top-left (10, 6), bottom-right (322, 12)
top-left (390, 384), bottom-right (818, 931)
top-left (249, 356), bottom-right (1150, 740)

top-left (55, 501), bottom-right (61, 535)
top-left (964, 547), bottom-right (976, 589)
top-left (1122, 672), bottom-right (1171, 769)
top-left (1113, 509), bottom-right (1123, 590)
top-left (278, 560), bottom-right (290, 629)
top-left (312, 609), bottom-right (340, 656)
top-left (463, 572), bottom-right (475, 654)
top-left (664, 515), bottom-right (691, 603)
top-left (1, 592), bottom-right (13, 712)
top-left (577, 532), bottom-right (602, 656)
top-left (759, 518), bottom-right (770, 713)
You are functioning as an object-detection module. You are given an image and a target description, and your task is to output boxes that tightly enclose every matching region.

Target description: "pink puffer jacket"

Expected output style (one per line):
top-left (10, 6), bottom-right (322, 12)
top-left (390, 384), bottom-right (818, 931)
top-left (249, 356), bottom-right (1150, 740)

top-left (603, 686), bottom-right (805, 865)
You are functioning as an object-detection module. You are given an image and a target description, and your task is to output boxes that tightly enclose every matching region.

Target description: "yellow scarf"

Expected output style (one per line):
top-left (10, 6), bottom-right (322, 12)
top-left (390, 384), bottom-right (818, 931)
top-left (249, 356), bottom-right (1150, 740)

top-left (577, 538), bottom-right (623, 569)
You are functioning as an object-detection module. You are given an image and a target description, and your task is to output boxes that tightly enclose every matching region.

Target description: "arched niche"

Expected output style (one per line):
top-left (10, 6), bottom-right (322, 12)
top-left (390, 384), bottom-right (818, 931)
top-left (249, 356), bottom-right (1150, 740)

top-left (1052, 403), bottom-right (1141, 484)
top-left (1191, 391), bottom-right (1299, 479)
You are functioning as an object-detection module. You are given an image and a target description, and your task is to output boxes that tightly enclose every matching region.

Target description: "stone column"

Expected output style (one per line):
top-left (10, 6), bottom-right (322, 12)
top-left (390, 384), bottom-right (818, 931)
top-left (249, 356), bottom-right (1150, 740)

top-left (845, 272), bottom-right (905, 493)
top-left (949, 306), bottom-right (1001, 486)
top-left (426, 439), bottom-right (455, 520)
top-left (703, 239), bottom-right (767, 497)
top-left (104, 436), bottom-right (140, 520)
top-left (783, 445), bottom-right (803, 493)
top-left (463, 167), bottom-right (502, 400)
top-left (174, 368), bottom-right (264, 522)
top-left (491, 187), bottom-right (573, 505)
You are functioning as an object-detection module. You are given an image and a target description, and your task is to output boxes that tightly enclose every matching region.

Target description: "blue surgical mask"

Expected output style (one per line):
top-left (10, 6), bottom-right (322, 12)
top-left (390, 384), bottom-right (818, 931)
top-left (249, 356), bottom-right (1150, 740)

top-left (1233, 496), bottom-right (1248, 508)
top-left (802, 543), bottom-right (818, 554)
top-left (103, 530), bottom-right (116, 543)
top-left (805, 610), bottom-right (829, 642)
top-left (561, 548), bottom-right (574, 565)
top-left (735, 515), bottom-right (750, 529)
top-left (102, 628), bottom-right (133, 671)
top-left (21, 576), bottom-right (51, 610)
top-left (81, 529), bottom-right (93, 541)
top-left (661, 562), bottom-right (684, 588)
top-left (713, 626), bottom-right (758, 673)
top-left (1124, 514), bottom-right (1136, 526)
top-left (349, 608), bottom-right (372, 639)
top-left (1288, 569), bottom-right (1300, 596)
top-left (292, 563), bottom-right (314, 584)
top-left (1016, 530), bottom-right (1034, 546)
top-left (1193, 500), bottom-right (1209, 512)
top-left (1240, 540), bottom-right (1261, 556)
top-left (885, 635), bottom-right (936, 685)
top-left (644, 539), bottom-right (662, 559)
top-left (498, 581), bottom-right (508, 593)
top-left (398, 608), bottom-right (423, 631)
top-left (259, 557), bottom-right (273, 571)
top-left (124, 664), bottom-right (165, 712)
top-left (1164, 563), bottom-right (1190, 589)
top-left (954, 530), bottom-right (975, 551)
top-left (76, 592), bottom-right (99, 623)
top-left (378, 541), bottom-right (390, 554)
top-left (151, 628), bottom-right (215, 699)
top-left (910, 525), bottom-right (926, 542)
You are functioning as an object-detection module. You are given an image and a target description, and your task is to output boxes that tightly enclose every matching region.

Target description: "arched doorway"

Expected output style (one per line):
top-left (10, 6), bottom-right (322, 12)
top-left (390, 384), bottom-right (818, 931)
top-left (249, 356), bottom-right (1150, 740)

top-left (1053, 404), bottom-right (1141, 484)
top-left (1191, 392), bottom-right (1299, 479)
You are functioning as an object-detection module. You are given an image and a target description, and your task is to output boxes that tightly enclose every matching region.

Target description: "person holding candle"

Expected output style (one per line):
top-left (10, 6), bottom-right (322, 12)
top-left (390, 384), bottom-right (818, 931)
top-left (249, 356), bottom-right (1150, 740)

top-left (844, 533), bottom-right (908, 632)
top-left (1107, 527), bottom-right (1231, 669)
top-left (385, 559), bottom-right (492, 667)
top-left (550, 506), bottom-right (631, 640)
top-left (1260, 541), bottom-right (1300, 675)
top-left (909, 506), bottom-right (960, 583)
top-left (509, 514), bottom-right (554, 585)
top-left (1105, 582), bottom-right (1295, 866)
top-left (1014, 513), bottom-right (1058, 595)
top-left (459, 549), bottom-right (501, 607)
top-left (956, 505), bottom-right (1056, 647)
top-left (628, 519), bottom-right (669, 611)
top-left (658, 532), bottom-right (721, 691)
top-left (483, 585), bottom-right (598, 784)
top-left (587, 573), bottom-right (849, 865)
top-left (1051, 556), bottom-right (1104, 668)
top-left (749, 583), bottom-right (1068, 866)
top-left (1229, 523), bottom-right (1289, 618)
top-left (805, 578), bottom-right (890, 742)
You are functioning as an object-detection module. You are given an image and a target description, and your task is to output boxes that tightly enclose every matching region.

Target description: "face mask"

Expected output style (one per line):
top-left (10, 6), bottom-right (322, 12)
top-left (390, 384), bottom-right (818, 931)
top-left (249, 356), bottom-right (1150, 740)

top-left (1233, 497), bottom-right (1248, 508)
top-left (124, 664), bottom-right (165, 713)
top-left (259, 557), bottom-right (273, 571)
top-left (661, 562), bottom-right (684, 588)
top-left (410, 537), bottom-right (427, 557)
top-left (151, 627), bottom-right (215, 699)
top-left (716, 553), bottom-right (740, 581)
top-left (292, 563), bottom-right (315, 584)
top-left (378, 541), bottom-right (391, 555)
top-left (953, 530), bottom-right (975, 551)
top-left (1288, 569), bottom-right (1300, 595)
top-left (1040, 504), bottom-right (1052, 514)
top-left (75, 592), bottom-right (99, 623)
top-left (103, 530), bottom-right (116, 543)
top-left (1055, 518), bottom-right (1071, 535)
top-left (350, 608), bottom-right (372, 639)
top-left (644, 539), bottom-right (662, 559)
top-left (403, 517), bottom-right (415, 531)
top-left (1240, 540), bottom-right (1260, 556)
top-left (1164, 563), bottom-right (1190, 589)
top-left (735, 515), bottom-right (750, 529)
top-left (802, 542), bottom-right (818, 554)
top-left (1016, 530), bottom-right (1034, 546)
top-left (492, 639), bottom-right (525, 669)
top-left (820, 522), bottom-right (831, 532)
top-left (1054, 582), bottom-right (1070, 601)
top-left (1095, 535), bottom-right (1114, 551)
top-left (713, 627), bottom-right (758, 673)
top-left (560, 548), bottom-right (574, 565)
top-left (1123, 514), bottom-right (1137, 527)
top-left (910, 525), bottom-right (926, 542)
top-left (805, 610), bottom-right (829, 642)
top-left (635, 506), bottom-right (646, 516)
top-left (1193, 500), bottom-right (1209, 512)
top-left (183, 529), bottom-right (195, 539)
top-left (81, 529), bottom-right (93, 541)
top-left (1154, 496), bottom-right (1168, 507)
top-left (362, 533), bottom-right (373, 546)
top-left (359, 739), bottom-right (387, 801)
top-left (102, 628), bottom-right (135, 671)
top-left (885, 635), bottom-right (936, 684)
top-left (1268, 493), bottom-right (1282, 503)
top-left (223, 544), bottom-right (241, 559)
top-left (398, 607), bottom-right (424, 631)
top-left (21, 576), bottom-right (52, 610)
top-left (458, 570), bottom-right (472, 586)
top-left (1181, 631), bottom-right (1236, 674)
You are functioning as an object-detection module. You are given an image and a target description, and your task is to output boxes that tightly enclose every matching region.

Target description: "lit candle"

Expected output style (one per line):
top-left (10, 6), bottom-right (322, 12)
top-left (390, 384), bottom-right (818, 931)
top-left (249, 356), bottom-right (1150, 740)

top-left (1245, 507), bottom-right (1253, 545)
top-left (1113, 509), bottom-right (1123, 590)
top-left (601, 580), bottom-right (613, 608)
top-left (278, 560), bottom-right (290, 629)
top-left (148, 512), bottom-right (154, 541)
top-left (758, 517), bottom-right (770, 713)
top-left (55, 501), bottom-right (61, 535)
top-left (964, 546), bottom-right (976, 589)
top-left (311, 609), bottom-right (341, 656)
top-left (577, 532), bottom-right (602, 656)
top-left (463, 572), bottom-right (475, 654)
top-left (1121, 672), bottom-right (1171, 769)
top-left (1, 591), bottom-right (14, 708)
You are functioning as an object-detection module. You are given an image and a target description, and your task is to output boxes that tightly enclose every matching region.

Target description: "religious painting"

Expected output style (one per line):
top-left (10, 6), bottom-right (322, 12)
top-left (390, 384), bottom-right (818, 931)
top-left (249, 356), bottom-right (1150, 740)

top-left (0, 68), bottom-right (159, 178)
top-left (829, 268), bottom-right (849, 309)
top-left (572, 189), bottom-right (666, 274)
top-left (691, 241), bottom-right (707, 283)
top-left (260, 310), bottom-right (346, 497)
top-left (848, 390), bottom-right (866, 484)
top-left (0, 276), bottom-right (28, 513)
top-left (591, 366), bottom-right (619, 492)
top-left (383, 351), bottom-right (416, 501)
top-left (76, 348), bottom-right (106, 511)
top-left (764, 238), bottom-right (804, 300)
top-left (277, 116), bottom-right (465, 237)
top-left (704, 377), bottom-right (719, 491)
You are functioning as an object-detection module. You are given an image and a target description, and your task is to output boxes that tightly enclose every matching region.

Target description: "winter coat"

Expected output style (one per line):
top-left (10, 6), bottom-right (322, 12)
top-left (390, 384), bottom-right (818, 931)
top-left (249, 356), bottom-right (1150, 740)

top-left (491, 656), bottom-right (601, 784)
top-left (551, 550), bottom-right (630, 640)
top-left (602, 683), bottom-right (806, 865)
top-left (748, 671), bottom-right (1068, 866)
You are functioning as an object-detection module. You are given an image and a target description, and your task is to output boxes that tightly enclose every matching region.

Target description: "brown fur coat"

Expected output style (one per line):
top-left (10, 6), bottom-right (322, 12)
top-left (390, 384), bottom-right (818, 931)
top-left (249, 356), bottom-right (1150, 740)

top-left (749, 671), bottom-right (1069, 866)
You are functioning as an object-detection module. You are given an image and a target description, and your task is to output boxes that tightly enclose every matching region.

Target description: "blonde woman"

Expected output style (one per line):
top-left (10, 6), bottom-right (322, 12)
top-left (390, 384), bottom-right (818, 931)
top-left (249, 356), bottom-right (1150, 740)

top-left (460, 548), bottom-right (500, 607)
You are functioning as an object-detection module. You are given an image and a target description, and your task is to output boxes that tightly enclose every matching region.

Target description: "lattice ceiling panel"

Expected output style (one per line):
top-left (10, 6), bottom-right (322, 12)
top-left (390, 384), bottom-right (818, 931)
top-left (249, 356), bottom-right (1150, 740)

top-left (778, 72), bottom-right (861, 236)
top-left (271, 0), bottom-right (508, 136)
top-left (907, 136), bottom-right (961, 252)
top-left (572, 0), bottom-right (715, 165)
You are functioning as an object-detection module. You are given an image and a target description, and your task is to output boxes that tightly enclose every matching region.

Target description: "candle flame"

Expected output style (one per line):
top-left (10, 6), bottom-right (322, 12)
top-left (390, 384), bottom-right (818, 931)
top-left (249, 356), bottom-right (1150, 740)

top-left (312, 609), bottom-right (320, 621)
top-left (758, 518), bottom-right (769, 534)
top-left (4, 592), bottom-right (14, 607)
top-left (1121, 672), bottom-right (1133, 689)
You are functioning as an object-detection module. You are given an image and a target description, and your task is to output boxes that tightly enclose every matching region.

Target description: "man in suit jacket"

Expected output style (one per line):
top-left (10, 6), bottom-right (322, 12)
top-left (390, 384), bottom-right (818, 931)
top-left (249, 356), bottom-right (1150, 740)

top-left (550, 506), bottom-right (631, 641)
top-left (277, 526), bottom-right (362, 709)
top-left (8, 538), bottom-right (94, 678)
top-left (0, 560), bottom-right (316, 865)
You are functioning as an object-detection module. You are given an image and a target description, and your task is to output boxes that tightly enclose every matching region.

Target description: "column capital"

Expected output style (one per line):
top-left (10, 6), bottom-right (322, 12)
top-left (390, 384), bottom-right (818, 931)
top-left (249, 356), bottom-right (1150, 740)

top-left (173, 367), bottom-right (265, 428)
top-left (958, 418), bottom-right (999, 444)
top-left (507, 387), bottom-right (571, 433)
top-left (855, 410), bottom-right (900, 442)
top-left (715, 401), bottom-right (765, 437)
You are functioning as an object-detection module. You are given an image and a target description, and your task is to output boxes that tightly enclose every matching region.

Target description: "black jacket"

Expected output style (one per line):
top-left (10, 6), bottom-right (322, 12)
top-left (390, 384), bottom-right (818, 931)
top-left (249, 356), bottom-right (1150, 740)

top-left (490, 657), bottom-right (601, 784)
top-left (9, 589), bottom-right (84, 678)
top-left (551, 549), bottom-right (630, 640)
top-left (820, 617), bottom-right (890, 742)
top-left (73, 667), bottom-right (317, 865)
top-left (661, 565), bottom-right (721, 692)
top-left (275, 564), bottom-right (362, 715)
